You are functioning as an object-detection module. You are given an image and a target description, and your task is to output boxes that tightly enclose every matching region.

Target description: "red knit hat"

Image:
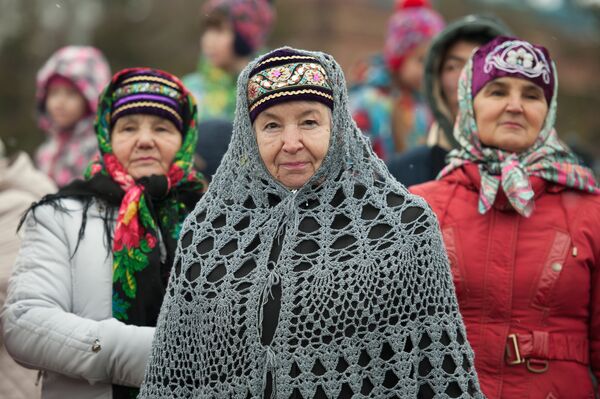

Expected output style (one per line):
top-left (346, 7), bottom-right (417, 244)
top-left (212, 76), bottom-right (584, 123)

top-left (384, 0), bottom-right (445, 72)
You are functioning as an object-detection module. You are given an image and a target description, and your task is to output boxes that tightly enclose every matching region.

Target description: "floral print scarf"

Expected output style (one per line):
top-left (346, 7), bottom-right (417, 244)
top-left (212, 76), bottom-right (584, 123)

top-left (86, 68), bottom-right (204, 324)
top-left (439, 58), bottom-right (600, 217)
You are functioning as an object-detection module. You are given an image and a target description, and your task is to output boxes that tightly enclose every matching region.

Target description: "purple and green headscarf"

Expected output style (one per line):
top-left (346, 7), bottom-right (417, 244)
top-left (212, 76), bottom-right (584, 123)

top-left (439, 36), bottom-right (600, 217)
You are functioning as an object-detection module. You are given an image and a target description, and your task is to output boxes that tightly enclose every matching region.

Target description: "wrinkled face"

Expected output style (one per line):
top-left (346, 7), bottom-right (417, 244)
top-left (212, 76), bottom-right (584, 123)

top-left (474, 77), bottom-right (549, 153)
top-left (201, 22), bottom-right (236, 70)
top-left (111, 114), bottom-right (182, 179)
top-left (45, 80), bottom-right (88, 129)
top-left (253, 101), bottom-right (332, 190)
top-left (396, 41), bottom-right (430, 92)
top-left (440, 40), bottom-right (479, 118)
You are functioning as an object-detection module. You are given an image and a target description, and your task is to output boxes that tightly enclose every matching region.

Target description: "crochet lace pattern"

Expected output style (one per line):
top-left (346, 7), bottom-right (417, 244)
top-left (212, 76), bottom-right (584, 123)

top-left (139, 48), bottom-right (482, 398)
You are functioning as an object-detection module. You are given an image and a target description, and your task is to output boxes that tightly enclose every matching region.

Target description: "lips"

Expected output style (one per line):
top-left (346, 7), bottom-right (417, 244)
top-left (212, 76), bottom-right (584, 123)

top-left (132, 157), bottom-right (158, 163)
top-left (280, 161), bottom-right (309, 170)
top-left (499, 120), bottom-right (524, 129)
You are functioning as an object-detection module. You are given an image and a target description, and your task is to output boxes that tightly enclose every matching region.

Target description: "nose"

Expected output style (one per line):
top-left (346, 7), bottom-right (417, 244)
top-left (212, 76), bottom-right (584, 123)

top-left (281, 125), bottom-right (304, 154)
top-left (135, 126), bottom-right (155, 149)
top-left (506, 93), bottom-right (524, 113)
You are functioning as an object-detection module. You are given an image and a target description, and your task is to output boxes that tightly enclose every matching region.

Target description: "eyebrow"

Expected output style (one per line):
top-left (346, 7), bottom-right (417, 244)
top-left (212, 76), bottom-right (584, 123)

top-left (444, 54), bottom-right (468, 63)
top-left (485, 81), bottom-right (543, 94)
top-left (485, 81), bottom-right (508, 90)
top-left (297, 108), bottom-right (322, 118)
top-left (258, 107), bottom-right (322, 121)
top-left (522, 83), bottom-right (544, 93)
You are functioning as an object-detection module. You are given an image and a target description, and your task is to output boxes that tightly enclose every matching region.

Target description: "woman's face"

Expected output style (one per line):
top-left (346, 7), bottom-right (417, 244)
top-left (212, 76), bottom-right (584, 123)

top-left (440, 40), bottom-right (479, 119)
top-left (45, 80), bottom-right (88, 129)
top-left (111, 114), bottom-right (182, 179)
top-left (396, 41), bottom-right (430, 92)
top-left (473, 77), bottom-right (548, 153)
top-left (253, 101), bottom-right (332, 190)
top-left (201, 21), bottom-right (236, 70)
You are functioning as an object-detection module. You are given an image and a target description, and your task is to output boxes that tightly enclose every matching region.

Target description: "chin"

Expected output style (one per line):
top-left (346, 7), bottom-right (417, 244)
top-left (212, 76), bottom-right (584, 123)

top-left (129, 168), bottom-right (163, 179)
top-left (282, 179), bottom-right (308, 190)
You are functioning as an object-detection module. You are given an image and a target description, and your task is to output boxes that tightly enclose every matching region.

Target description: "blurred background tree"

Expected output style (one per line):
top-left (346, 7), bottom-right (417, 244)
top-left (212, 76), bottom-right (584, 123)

top-left (0, 0), bottom-right (598, 170)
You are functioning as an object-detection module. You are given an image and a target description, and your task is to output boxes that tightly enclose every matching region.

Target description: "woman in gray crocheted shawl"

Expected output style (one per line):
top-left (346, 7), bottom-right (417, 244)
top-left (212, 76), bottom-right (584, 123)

top-left (139, 48), bottom-right (482, 398)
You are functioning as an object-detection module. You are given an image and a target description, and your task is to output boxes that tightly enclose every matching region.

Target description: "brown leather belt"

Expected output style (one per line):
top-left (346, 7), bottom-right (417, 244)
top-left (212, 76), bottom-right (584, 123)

top-left (505, 331), bottom-right (589, 373)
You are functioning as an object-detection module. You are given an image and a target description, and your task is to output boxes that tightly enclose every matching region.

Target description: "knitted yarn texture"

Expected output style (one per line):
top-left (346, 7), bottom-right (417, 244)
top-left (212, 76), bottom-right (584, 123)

top-left (139, 47), bottom-right (482, 398)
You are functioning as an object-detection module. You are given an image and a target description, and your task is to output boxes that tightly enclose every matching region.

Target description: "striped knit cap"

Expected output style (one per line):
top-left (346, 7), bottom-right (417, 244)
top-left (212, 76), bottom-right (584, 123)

top-left (111, 69), bottom-right (185, 131)
top-left (247, 48), bottom-right (334, 122)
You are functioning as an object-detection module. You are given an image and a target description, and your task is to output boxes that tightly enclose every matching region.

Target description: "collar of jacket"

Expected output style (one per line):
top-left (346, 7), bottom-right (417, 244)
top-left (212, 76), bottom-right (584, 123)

top-left (449, 163), bottom-right (566, 212)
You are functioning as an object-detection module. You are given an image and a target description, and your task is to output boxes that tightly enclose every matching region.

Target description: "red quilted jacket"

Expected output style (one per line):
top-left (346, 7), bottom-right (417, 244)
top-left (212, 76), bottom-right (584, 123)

top-left (411, 163), bottom-right (600, 399)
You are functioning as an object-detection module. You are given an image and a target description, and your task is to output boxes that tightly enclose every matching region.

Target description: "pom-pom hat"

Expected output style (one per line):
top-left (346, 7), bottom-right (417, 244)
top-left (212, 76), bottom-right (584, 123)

top-left (384, 0), bottom-right (445, 72)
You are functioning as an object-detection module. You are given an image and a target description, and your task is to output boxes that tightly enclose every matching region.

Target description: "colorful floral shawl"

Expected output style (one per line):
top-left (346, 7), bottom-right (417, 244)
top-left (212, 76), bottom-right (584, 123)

top-left (86, 68), bottom-right (204, 324)
top-left (439, 58), bottom-right (600, 217)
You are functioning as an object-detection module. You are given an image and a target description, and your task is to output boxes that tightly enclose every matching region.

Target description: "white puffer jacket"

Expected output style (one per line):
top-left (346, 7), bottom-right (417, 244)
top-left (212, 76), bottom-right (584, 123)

top-left (1, 198), bottom-right (154, 399)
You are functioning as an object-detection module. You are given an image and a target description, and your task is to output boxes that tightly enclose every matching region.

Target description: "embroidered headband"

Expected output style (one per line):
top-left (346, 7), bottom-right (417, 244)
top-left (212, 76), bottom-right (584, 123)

top-left (247, 49), bottom-right (334, 123)
top-left (111, 69), bottom-right (185, 131)
top-left (471, 36), bottom-right (554, 103)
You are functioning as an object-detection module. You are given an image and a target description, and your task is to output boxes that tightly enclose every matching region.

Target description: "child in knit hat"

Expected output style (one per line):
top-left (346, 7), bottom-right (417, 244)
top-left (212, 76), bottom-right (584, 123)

top-left (349, 0), bottom-right (444, 160)
top-left (182, 0), bottom-right (275, 123)
top-left (35, 46), bottom-right (111, 187)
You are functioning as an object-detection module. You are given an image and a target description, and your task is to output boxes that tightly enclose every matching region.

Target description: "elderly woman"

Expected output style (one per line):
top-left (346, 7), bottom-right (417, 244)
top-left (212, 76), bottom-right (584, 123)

top-left (411, 37), bottom-right (600, 398)
top-left (139, 48), bottom-right (482, 398)
top-left (2, 68), bottom-right (204, 399)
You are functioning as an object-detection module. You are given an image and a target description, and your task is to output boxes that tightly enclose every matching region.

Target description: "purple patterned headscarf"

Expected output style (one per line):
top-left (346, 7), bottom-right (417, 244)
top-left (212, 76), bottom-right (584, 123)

top-left (439, 36), bottom-right (600, 217)
top-left (471, 36), bottom-right (554, 104)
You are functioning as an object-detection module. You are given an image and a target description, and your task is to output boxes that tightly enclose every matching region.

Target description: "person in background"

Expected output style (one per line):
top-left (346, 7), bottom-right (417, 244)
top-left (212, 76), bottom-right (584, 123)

top-left (35, 45), bottom-right (111, 187)
top-left (2, 68), bottom-right (204, 399)
top-left (0, 139), bottom-right (56, 399)
top-left (350, 0), bottom-right (444, 161)
top-left (411, 36), bottom-right (600, 398)
top-left (194, 118), bottom-right (233, 181)
top-left (183, 0), bottom-right (275, 123)
top-left (387, 14), bottom-right (511, 186)
top-left (139, 47), bottom-right (483, 398)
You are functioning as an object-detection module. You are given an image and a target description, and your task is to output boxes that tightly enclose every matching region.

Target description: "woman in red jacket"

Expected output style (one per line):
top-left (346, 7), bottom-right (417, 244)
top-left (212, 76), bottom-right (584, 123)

top-left (411, 36), bottom-right (600, 398)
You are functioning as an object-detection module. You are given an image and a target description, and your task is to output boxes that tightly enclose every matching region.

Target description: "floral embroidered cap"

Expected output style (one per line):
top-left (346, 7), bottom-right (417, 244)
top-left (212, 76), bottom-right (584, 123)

top-left (471, 35), bottom-right (554, 103)
top-left (247, 48), bottom-right (334, 122)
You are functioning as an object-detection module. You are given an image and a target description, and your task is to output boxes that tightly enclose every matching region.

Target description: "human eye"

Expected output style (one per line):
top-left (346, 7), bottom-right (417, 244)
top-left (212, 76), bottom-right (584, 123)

top-left (442, 63), bottom-right (456, 72)
top-left (489, 88), bottom-right (506, 97)
top-left (524, 90), bottom-right (543, 100)
top-left (263, 121), bottom-right (280, 131)
top-left (301, 118), bottom-right (319, 128)
top-left (119, 124), bottom-right (136, 133)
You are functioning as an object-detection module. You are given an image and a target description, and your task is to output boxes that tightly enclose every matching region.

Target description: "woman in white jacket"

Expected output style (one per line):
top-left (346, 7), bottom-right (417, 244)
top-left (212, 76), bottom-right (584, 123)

top-left (2, 68), bottom-right (205, 399)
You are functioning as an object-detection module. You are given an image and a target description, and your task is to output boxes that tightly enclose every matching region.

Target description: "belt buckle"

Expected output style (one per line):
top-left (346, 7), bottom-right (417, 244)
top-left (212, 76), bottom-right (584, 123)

top-left (506, 334), bottom-right (524, 365)
top-left (526, 359), bottom-right (549, 373)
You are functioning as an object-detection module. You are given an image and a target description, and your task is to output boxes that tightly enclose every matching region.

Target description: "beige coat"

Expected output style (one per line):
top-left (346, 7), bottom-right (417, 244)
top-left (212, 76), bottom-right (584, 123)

top-left (0, 152), bottom-right (56, 399)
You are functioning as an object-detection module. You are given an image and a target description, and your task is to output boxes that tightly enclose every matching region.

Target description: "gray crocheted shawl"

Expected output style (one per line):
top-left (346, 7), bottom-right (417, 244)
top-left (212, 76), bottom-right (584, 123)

top-left (139, 47), bottom-right (482, 398)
